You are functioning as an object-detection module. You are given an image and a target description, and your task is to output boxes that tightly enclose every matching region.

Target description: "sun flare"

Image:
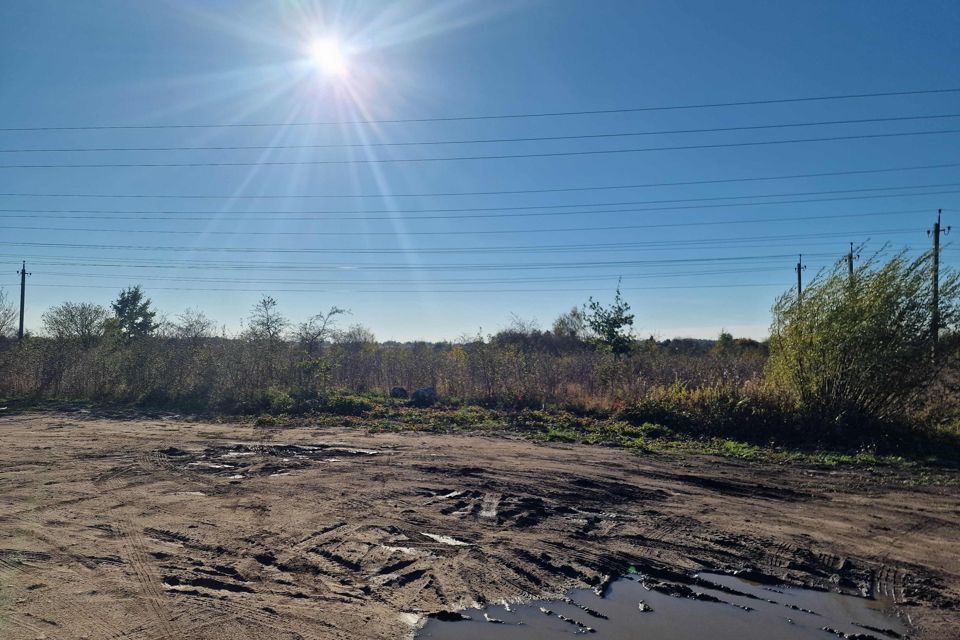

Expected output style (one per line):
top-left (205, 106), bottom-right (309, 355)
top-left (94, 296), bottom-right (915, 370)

top-left (309, 38), bottom-right (348, 77)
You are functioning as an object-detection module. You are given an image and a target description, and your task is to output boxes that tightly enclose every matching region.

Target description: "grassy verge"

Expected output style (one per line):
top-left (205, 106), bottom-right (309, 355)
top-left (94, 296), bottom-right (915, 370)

top-left (4, 394), bottom-right (959, 481)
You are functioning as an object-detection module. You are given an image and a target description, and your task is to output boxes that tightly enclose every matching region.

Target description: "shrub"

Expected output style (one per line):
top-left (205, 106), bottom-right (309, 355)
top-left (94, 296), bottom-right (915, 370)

top-left (323, 394), bottom-right (373, 416)
top-left (767, 251), bottom-right (960, 426)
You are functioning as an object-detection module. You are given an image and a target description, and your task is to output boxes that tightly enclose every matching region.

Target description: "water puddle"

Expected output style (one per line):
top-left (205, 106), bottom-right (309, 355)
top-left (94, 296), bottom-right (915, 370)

top-left (417, 572), bottom-right (907, 639)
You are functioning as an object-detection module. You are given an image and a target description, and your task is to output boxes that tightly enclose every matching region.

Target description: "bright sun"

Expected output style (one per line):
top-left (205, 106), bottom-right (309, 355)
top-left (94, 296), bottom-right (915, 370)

top-left (309, 38), bottom-right (348, 77)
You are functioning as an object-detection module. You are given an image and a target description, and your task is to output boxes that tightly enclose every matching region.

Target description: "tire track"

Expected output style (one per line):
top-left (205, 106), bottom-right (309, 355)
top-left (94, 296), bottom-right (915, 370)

top-left (100, 463), bottom-right (184, 639)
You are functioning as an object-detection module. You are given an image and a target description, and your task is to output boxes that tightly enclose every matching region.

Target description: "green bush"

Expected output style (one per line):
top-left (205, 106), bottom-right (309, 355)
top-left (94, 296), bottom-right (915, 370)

top-left (265, 388), bottom-right (295, 413)
top-left (323, 394), bottom-right (373, 416)
top-left (767, 251), bottom-right (960, 426)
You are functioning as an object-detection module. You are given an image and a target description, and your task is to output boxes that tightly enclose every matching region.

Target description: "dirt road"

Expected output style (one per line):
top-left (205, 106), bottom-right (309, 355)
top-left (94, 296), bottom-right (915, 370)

top-left (0, 411), bottom-right (957, 639)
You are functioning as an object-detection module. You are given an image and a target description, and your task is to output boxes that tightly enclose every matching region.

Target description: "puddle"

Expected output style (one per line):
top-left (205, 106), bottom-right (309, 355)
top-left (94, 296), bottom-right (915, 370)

top-left (417, 572), bottom-right (907, 639)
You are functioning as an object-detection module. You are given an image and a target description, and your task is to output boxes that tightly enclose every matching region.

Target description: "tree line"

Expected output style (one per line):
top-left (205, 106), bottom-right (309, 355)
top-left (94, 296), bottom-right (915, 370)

top-left (0, 250), bottom-right (957, 444)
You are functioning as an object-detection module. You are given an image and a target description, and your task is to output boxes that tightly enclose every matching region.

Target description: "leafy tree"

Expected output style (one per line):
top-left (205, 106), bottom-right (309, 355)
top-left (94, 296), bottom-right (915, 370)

top-left (42, 301), bottom-right (109, 346)
top-left (767, 251), bottom-right (960, 423)
top-left (585, 282), bottom-right (635, 358)
top-left (552, 306), bottom-right (588, 339)
top-left (247, 296), bottom-right (287, 345)
top-left (712, 330), bottom-right (735, 355)
top-left (110, 286), bottom-right (158, 340)
top-left (0, 288), bottom-right (15, 338)
top-left (296, 306), bottom-right (347, 354)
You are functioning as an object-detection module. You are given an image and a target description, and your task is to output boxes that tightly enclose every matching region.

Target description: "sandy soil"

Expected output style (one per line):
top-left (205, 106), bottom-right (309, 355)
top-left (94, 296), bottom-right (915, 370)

top-left (0, 411), bottom-right (958, 639)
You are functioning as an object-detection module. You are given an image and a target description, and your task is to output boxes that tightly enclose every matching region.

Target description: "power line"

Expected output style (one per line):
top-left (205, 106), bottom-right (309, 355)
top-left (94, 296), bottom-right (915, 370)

top-left (10, 249), bottom-right (942, 274)
top-left (0, 207), bottom-right (932, 237)
top-left (3, 129), bottom-right (958, 169)
top-left (2, 161), bottom-right (956, 199)
top-left (4, 247), bottom-right (931, 267)
top-left (2, 113), bottom-right (958, 154)
top-left (0, 228), bottom-right (919, 255)
top-left (3, 87), bottom-right (958, 132)
top-left (0, 239), bottom-right (902, 260)
top-left (0, 184), bottom-right (955, 220)
top-left (33, 250), bottom-right (943, 285)
top-left (0, 252), bottom-right (845, 272)
top-left (23, 266), bottom-right (781, 285)
top-left (0, 191), bottom-right (953, 223)
top-left (8, 281), bottom-right (787, 294)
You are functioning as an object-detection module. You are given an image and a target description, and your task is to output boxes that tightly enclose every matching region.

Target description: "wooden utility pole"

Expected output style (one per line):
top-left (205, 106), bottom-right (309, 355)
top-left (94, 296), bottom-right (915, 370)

top-left (847, 242), bottom-right (855, 277)
top-left (17, 261), bottom-right (30, 343)
top-left (929, 210), bottom-right (951, 357)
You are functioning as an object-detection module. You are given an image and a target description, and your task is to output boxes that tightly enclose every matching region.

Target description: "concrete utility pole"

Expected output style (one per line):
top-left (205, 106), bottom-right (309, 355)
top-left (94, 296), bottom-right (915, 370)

top-left (17, 260), bottom-right (30, 343)
top-left (847, 242), bottom-right (857, 278)
top-left (795, 254), bottom-right (806, 300)
top-left (929, 210), bottom-right (951, 357)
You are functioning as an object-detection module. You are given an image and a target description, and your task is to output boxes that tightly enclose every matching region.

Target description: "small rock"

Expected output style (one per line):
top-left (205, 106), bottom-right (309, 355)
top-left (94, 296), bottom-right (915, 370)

top-left (638, 600), bottom-right (653, 612)
top-left (431, 611), bottom-right (471, 622)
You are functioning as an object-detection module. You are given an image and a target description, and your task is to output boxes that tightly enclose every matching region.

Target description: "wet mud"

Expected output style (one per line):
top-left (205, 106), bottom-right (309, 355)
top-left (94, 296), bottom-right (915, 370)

top-left (0, 412), bottom-right (957, 639)
top-left (419, 573), bottom-right (908, 639)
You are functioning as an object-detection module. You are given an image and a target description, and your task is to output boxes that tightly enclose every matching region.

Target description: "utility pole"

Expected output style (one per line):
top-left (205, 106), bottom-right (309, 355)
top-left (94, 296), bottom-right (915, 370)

top-left (847, 242), bottom-right (857, 277)
top-left (928, 210), bottom-right (951, 358)
top-left (17, 260), bottom-right (30, 343)
top-left (795, 254), bottom-right (806, 300)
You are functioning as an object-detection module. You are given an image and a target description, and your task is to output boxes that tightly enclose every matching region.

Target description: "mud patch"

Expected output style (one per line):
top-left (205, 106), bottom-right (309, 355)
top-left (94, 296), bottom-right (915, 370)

top-left (3, 414), bottom-right (957, 639)
top-left (161, 442), bottom-right (380, 477)
top-left (418, 573), bottom-right (907, 639)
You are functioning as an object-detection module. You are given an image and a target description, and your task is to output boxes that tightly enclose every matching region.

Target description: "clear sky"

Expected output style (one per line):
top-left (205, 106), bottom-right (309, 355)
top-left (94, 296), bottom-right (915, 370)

top-left (1, 0), bottom-right (958, 341)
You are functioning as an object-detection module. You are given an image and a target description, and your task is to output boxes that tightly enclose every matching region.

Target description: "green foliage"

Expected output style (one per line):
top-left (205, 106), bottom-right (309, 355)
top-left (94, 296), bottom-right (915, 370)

top-left (297, 357), bottom-right (336, 394)
top-left (712, 331), bottom-right (735, 355)
top-left (264, 388), bottom-right (295, 413)
top-left (110, 286), bottom-right (158, 341)
top-left (586, 282), bottom-right (635, 358)
top-left (552, 306), bottom-right (588, 339)
top-left (324, 394), bottom-right (374, 416)
top-left (718, 439), bottom-right (761, 459)
top-left (615, 382), bottom-right (802, 443)
top-left (7, 265), bottom-right (960, 462)
top-left (545, 427), bottom-right (578, 442)
top-left (767, 251), bottom-right (960, 424)
top-left (247, 296), bottom-right (287, 344)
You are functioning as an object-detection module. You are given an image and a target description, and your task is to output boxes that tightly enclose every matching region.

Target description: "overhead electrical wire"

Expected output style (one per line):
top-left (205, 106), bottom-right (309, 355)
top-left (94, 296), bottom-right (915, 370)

top-left (2, 162), bottom-right (956, 199)
top-left (2, 87), bottom-right (957, 131)
top-left (2, 129), bottom-right (958, 168)
top-left (0, 252), bottom-right (847, 272)
top-left (2, 248), bottom-right (930, 270)
top-left (0, 207), bottom-right (934, 237)
top-left (5, 282), bottom-right (789, 294)
top-left (24, 266), bottom-right (782, 285)
top-left (0, 191), bottom-right (952, 222)
top-left (2, 88), bottom-right (951, 312)
top-left (2, 113), bottom-right (958, 154)
top-left (28, 251), bottom-right (942, 286)
top-left (0, 184), bottom-right (954, 221)
top-left (0, 228), bottom-right (920, 255)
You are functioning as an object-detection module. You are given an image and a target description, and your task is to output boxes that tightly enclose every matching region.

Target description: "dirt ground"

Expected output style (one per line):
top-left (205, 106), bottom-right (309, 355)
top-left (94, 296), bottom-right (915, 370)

top-left (1, 411), bottom-right (958, 639)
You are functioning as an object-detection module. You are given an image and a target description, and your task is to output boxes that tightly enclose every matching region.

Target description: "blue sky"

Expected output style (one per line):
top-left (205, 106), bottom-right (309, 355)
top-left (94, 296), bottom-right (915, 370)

top-left (1, 0), bottom-right (958, 341)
